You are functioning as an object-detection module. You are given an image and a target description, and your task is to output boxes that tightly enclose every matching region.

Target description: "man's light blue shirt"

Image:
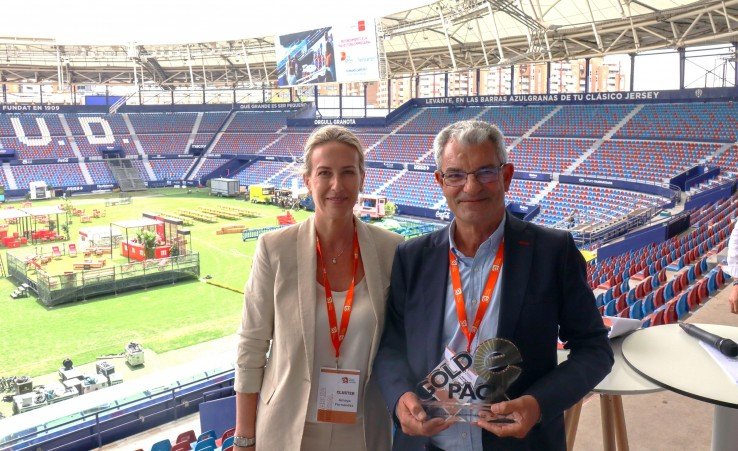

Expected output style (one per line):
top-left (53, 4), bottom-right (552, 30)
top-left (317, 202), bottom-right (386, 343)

top-left (430, 217), bottom-right (506, 451)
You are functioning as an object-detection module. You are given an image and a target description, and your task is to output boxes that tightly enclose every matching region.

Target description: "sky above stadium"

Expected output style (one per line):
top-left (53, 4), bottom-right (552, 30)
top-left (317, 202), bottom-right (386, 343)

top-left (6, 0), bottom-right (433, 44)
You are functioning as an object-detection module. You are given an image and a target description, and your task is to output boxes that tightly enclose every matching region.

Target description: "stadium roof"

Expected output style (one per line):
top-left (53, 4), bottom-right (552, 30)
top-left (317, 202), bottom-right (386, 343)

top-left (0, 0), bottom-right (735, 89)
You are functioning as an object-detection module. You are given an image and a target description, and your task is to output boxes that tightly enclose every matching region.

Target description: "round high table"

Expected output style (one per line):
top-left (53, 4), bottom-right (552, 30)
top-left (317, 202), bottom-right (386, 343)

top-left (560, 337), bottom-right (663, 451)
top-left (622, 323), bottom-right (738, 451)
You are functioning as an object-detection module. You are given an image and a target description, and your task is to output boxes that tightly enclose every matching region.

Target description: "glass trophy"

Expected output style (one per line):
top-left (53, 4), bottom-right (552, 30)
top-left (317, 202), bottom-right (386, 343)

top-left (417, 338), bottom-right (522, 423)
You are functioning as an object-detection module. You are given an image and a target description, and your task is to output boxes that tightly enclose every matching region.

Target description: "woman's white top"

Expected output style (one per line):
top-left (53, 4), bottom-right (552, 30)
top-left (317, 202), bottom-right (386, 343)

top-left (306, 278), bottom-right (372, 423)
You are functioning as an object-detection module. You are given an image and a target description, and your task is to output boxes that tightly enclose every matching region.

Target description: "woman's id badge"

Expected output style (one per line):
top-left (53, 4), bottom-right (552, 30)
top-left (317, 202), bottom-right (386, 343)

top-left (316, 367), bottom-right (360, 424)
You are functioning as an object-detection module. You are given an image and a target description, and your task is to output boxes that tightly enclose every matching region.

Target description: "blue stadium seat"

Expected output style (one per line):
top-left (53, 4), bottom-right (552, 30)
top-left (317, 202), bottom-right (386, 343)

top-left (194, 437), bottom-right (215, 451)
top-left (641, 293), bottom-right (655, 317)
top-left (676, 293), bottom-right (690, 319)
top-left (151, 439), bottom-right (172, 451)
top-left (604, 299), bottom-right (618, 316)
top-left (629, 300), bottom-right (644, 320)
top-left (197, 430), bottom-right (216, 442)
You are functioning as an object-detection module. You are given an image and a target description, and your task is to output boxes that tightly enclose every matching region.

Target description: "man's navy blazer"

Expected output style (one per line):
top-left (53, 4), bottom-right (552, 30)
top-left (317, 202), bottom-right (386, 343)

top-left (374, 214), bottom-right (614, 450)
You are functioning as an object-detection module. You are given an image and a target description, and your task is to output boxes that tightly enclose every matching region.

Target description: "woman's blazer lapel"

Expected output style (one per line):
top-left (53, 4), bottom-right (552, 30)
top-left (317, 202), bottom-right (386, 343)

top-left (356, 219), bottom-right (383, 381)
top-left (296, 217), bottom-right (317, 382)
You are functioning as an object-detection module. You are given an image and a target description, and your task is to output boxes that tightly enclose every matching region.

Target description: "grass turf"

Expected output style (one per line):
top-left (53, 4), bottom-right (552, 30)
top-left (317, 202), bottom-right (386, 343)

top-left (0, 188), bottom-right (312, 378)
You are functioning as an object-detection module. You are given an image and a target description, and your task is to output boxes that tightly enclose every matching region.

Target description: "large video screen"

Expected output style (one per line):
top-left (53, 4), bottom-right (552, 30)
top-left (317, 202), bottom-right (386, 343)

top-left (275, 19), bottom-right (380, 87)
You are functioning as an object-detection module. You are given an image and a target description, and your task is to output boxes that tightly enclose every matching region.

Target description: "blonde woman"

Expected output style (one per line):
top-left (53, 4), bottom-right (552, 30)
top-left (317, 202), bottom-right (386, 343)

top-left (233, 125), bottom-right (402, 450)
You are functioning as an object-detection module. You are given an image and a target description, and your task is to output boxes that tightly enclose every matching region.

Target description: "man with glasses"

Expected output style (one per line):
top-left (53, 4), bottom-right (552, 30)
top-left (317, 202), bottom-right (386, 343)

top-left (374, 120), bottom-right (613, 451)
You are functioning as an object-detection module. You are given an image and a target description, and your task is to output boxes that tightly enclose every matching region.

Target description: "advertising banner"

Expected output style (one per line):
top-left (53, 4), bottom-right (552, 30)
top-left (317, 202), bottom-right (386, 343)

top-left (287, 117), bottom-right (387, 127)
top-left (413, 87), bottom-right (738, 107)
top-left (275, 19), bottom-right (379, 87)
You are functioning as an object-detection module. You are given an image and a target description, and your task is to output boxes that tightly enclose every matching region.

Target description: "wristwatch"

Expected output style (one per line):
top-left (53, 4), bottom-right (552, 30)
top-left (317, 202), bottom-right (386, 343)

top-left (233, 435), bottom-right (256, 448)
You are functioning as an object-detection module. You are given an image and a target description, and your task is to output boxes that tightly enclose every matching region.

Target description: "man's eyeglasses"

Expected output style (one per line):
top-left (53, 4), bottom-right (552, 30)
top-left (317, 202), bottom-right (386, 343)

top-left (439, 164), bottom-right (507, 187)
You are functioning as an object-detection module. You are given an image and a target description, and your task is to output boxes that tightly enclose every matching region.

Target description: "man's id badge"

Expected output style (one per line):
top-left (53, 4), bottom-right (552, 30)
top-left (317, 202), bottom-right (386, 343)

top-left (316, 367), bottom-right (360, 424)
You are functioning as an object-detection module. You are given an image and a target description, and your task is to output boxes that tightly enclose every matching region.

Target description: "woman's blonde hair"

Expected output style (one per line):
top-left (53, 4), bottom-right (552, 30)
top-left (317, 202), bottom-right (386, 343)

top-left (300, 125), bottom-right (366, 176)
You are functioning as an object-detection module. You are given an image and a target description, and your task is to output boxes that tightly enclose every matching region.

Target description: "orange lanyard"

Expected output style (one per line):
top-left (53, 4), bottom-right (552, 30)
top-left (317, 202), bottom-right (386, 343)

top-left (316, 227), bottom-right (360, 361)
top-left (448, 240), bottom-right (504, 352)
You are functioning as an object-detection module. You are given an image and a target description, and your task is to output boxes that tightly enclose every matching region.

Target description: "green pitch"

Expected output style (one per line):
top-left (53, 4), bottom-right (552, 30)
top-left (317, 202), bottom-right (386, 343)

top-left (0, 188), bottom-right (312, 378)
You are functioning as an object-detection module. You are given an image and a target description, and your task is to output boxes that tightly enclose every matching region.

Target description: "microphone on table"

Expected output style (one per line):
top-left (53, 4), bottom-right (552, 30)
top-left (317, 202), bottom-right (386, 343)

top-left (679, 323), bottom-right (738, 358)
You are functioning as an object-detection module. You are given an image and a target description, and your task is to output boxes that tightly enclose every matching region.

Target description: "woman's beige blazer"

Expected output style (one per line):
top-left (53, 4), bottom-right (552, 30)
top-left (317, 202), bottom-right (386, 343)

top-left (235, 216), bottom-right (403, 450)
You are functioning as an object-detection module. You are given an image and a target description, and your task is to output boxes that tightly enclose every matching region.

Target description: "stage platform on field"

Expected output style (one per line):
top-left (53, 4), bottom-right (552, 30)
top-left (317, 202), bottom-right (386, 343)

top-left (6, 252), bottom-right (201, 306)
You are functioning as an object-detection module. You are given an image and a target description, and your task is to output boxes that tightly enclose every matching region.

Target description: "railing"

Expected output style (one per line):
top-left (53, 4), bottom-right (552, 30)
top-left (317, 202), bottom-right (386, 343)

top-left (572, 207), bottom-right (656, 249)
top-left (108, 91), bottom-right (137, 114)
top-left (0, 367), bottom-right (234, 451)
top-left (7, 253), bottom-right (200, 306)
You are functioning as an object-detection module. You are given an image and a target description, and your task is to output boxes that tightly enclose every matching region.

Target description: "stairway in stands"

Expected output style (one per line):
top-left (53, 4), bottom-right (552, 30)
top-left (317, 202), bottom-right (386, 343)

top-left (106, 159), bottom-right (147, 191)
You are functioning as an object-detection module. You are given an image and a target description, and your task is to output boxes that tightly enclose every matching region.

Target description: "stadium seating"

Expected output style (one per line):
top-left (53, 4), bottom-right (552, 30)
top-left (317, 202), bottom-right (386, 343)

top-left (479, 105), bottom-right (556, 136)
top-left (224, 111), bottom-right (290, 133)
top-left (364, 168), bottom-right (401, 194)
top-left (149, 159), bottom-right (193, 180)
top-left (75, 134), bottom-right (138, 157)
top-left (509, 138), bottom-right (593, 173)
top-left (193, 438), bottom-right (214, 451)
top-left (234, 160), bottom-right (292, 187)
top-left (65, 112), bottom-right (225, 159)
top-left (0, 113), bottom-right (66, 137)
top-left (377, 171), bottom-right (441, 208)
top-left (11, 162), bottom-right (86, 188)
top-left (1, 136), bottom-right (76, 159)
top-left (0, 100), bottom-right (732, 206)
top-left (395, 107), bottom-right (485, 134)
top-left (346, 125), bottom-right (396, 134)
top-left (66, 113), bottom-right (130, 135)
top-left (86, 162), bottom-right (117, 184)
top-left (710, 145), bottom-right (738, 173)
top-left (370, 135), bottom-right (434, 162)
top-left (138, 134), bottom-right (191, 155)
top-left (267, 163), bottom-right (303, 189)
top-left (686, 172), bottom-right (736, 198)
top-left (576, 140), bottom-right (720, 183)
top-left (150, 439), bottom-right (172, 451)
top-left (127, 113), bottom-right (198, 134)
top-left (196, 112), bottom-right (229, 132)
top-left (355, 133), bottom-right (385, 151)
top-left (131, 160), bottom-right (154, 180)
top-left (197, 430), bottom-right (216, 442)
top-left (588, 193), bottom-right (738, 325)
top-left (191, 158), bottom-right (228, 179)
top-left (170, 442), bottom-right (191, 451)
top-left (588, 197), bottom-right (736, 290)
top-left (534, 183), bottom-right (666, 228)
top-left (191, 133), bottom-right (215, 146)
top-left (533, 105), bottom-right (633, 138)
top-left (212, 133), bottom-right (282, 155)
top-left (220, 428), bottom-right (235, 444)
top-left (505, 179), bottom-right (547, 206)
top-left (259, 133), bottom-right (309, 157)
top-left (615, 102), bottom-right (738, 142)
top-left (0, 100), bottom-right (732, 254)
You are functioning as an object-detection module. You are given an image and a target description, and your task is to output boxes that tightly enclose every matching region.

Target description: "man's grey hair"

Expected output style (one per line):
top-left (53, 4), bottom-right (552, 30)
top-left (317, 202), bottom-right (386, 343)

top-left (432, 120), bottom-right (507, 170)
top-left (300, 125), bottom-right (366, 176)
